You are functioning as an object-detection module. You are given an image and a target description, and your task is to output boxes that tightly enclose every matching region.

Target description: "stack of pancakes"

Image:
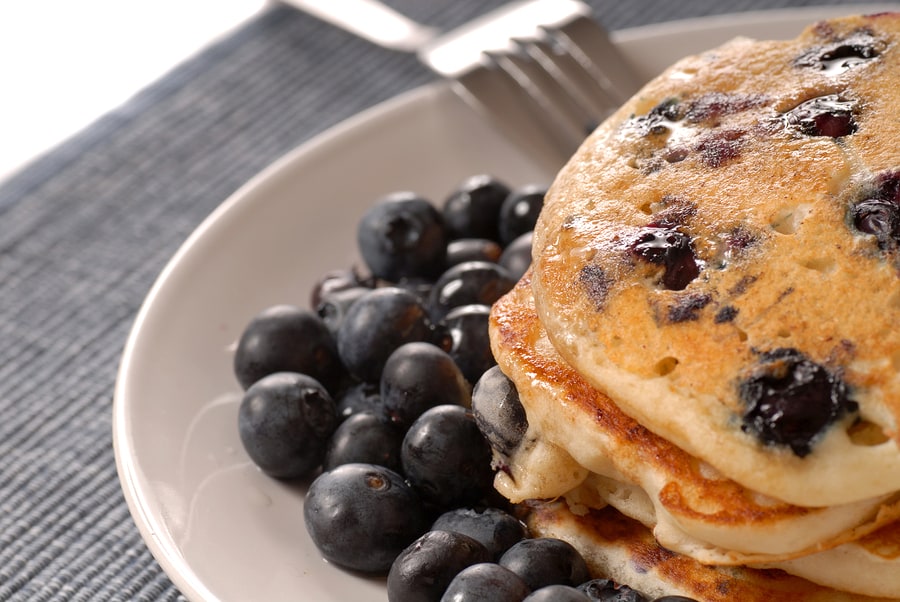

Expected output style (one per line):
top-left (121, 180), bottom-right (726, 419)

top-left (487, 13), bottom-right (900, 601)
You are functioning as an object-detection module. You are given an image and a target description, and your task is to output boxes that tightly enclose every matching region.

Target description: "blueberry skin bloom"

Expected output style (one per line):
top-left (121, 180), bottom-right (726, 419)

top-left (432, 507), bottom-right (527, 560)
top-left (499, 537), bottom-right (590, 591)
top-left (440, 562), bottom-right (532, 602)
top-left (233, 304), bottom-right (342, 392)
top-left (388, 530), bottom-right (490, 602)
top-left (357, 192), bottom-right (448, 282)
top-left (304, 463), bottom-right (429, 574)
top-left (238, 372), bottom-right (337, 479)
top-left (337, 287), bottom-right (435, 383)
top-left (380, 342), bottom-right (471, 429)
top-left (401, 405), bottom-right (495, 510)
top-left (472, 365), bottom-right (529, 459)
top-left (524, 585), bottom-right (591, 601)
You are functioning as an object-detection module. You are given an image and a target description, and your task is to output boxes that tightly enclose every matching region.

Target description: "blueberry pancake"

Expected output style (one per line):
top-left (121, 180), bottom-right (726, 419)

top-left (522, 499), bottom-right (900, 601)
top-left (530, 13), bottom-right (900, 507)
top-left (490, 273), bottom-right (900, 565)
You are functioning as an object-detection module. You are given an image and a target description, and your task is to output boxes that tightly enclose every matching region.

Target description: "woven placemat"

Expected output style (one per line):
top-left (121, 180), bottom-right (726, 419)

top-left (0, 1), bottom-right (872, 599)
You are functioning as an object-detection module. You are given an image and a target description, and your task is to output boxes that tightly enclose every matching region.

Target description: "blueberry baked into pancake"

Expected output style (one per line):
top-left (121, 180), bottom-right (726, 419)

top-left (488, 273), bottom-right (900, 598)
top-left (529, 12), bottom-right (900, 508)
top-left (476, 11), bottom-right (900, 601)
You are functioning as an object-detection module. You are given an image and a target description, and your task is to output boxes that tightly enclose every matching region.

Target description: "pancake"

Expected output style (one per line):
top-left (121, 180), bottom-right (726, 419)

top-left (490, 273), bottom-right (900, 564)
top-left (530, 13), bottom-right (900, 507)
top-left (522, 498), bottom-right (898, 601)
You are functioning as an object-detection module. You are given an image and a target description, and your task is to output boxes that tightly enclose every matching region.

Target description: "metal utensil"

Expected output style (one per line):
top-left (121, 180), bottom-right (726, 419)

top-left (282, 0), bottom-right (641, 168)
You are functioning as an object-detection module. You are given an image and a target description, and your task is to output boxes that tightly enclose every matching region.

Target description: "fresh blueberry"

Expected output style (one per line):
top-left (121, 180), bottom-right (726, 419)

top-left (650, 597), bottom-right (699, 602)
top-left (304, 463), bottom-right (429, 574)
top-left (380, 342), bottom-right (471, 429)
top-left (238, 372), bottom-right (337, 479)
top-left (442, 304), bottom-right (496, 384)
top-left (402, 405), bottom-right (495, 510)
top-left (233, 305), bottom-right (343, 391)
top-left (499, 232), bottom-right (533, 281)
top-left (443, 174), bottom-right (511, 241)
top-left (388, 530), bottom-right (490, 602)
top-left (428, 261), bottom-right (516, 323)
top-left (630, 228), bottom-right (699, 291)
top-left (499, 537), bottom-right (590, 591)
top-left (322, 411), bottom-right (404, 472)
top-left (357, 192), bottom-right (449, 281)
top-left (336, 287), bottom-right (435, 383)
top-left (524, 585), bottom-right (591, 601)
top-left (578, 578), bottom-right (648, 601)
top-left (739, 348), bottom-right (858, 457)
top-left (316, 286), bottom-right (370, 336)
top-left (334, 381), bottom-right (385, 421)
top-left (499, 185), bottom-right (545, 245)
top-left (432, 507), bottom-right (528, 560)
top-left (472, 365), bottom-right (528, 458)
top-left (441, 562), bottom-right (532, 602)
top-left (446, 238), bottom-right (504, 267)
top-left (310, 267), bottom-right (373, 309)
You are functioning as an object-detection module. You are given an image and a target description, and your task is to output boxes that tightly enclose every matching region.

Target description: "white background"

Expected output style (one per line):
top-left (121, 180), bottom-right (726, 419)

top-left (0, 0), bottom-right (266, 184)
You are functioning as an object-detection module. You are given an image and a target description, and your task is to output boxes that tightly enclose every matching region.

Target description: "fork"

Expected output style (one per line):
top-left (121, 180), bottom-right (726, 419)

top-left (281, 0), bottom-right (642, 168)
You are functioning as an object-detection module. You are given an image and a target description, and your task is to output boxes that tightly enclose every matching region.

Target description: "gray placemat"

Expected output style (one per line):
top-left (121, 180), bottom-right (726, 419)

top-left (0, 1), bottom-right (877, 599)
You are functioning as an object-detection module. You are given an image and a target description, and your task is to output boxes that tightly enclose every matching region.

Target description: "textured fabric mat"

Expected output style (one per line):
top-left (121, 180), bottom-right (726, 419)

top-left (0, 0), bottom-right (881, 599)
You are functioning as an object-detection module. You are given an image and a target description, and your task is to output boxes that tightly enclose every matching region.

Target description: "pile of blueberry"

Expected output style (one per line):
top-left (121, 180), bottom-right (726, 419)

top-left (232, 174), bottom-right (696, 601)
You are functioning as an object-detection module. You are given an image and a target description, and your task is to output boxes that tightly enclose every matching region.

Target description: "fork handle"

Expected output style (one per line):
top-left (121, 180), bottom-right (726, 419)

top-left (279, 0), bottom-right (438, 52)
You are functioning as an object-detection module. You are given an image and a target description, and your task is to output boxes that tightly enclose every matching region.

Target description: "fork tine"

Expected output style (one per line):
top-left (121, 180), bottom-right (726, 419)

top-left (522, 36), bottom-right (619, 131)
top-left (551, 15), bottom-right (643, 106)
top-left (488, 44), bottom-right (590, 149)
top-left (453, 60), bottom-right (580, 168)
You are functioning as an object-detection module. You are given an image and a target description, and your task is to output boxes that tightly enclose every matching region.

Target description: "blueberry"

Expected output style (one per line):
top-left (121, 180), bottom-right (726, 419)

top-left (447, 238), bottom-right (504, 267)
top-left (795, 31), bottom-right (879, 73)
top-left (441, 563), bottom-right (532, 602)
top-left (578, 578), bottom-right (648, 601)
top-left (650, 597), bottom-right (699, 602)
top-left (388, 530), bottom-right (491, 602)
top-left (233, 305), bottom-right (343, 391)
top-left (357, 192), bottom-right (448, 281)
top-left (238, 372), bottom-right (337, 479)
top-left (316, 286), bottom-right (370, 336)
top-left (428, 261), bottom-right (516, 323)
top-left (783, 95), bottom-right (856, 138)
top-left (381, 342), bottom-right (472, 429)
top-left (334, 381), bottom-right (385, 421)
top-left (852, 198), bottom-right (900, 249)
top-left (310, 267), bottom-right (373, 309)
top-left (739, 348), bottom-right (858, 457)
top-left (524, 585), bottom-right (591, 601)
top-left (499, 232), bottom-right (533, 282)
top-left (472, 366), bottom-right (528, 458)
top-left (432, 507), bottom-right (528, 560)
top-left (402, 405), bottom-right (495, 510)
top-left (336, 287), bottom-right (435, 383)
top-left (443, 174), bottom-right (511, 241)
top-left (304, 463), bottom-right (429, 573)
top-left (442, 304), bottom-right (496, 384)
top-left (322, 411), bottom-right (404, 472)
top-left (499, 537), bottom-right (590, 591)
top-left (630, 228), bottom-right (699, 290)
top-left (499, 185), bottom-right (545, 245)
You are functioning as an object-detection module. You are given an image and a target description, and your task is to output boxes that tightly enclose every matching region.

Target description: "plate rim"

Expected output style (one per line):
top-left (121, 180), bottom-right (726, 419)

top-left (112, 5), bottom-right (900, 601)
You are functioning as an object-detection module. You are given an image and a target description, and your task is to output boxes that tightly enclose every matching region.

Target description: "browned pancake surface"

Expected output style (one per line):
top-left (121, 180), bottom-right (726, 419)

top-left (531, 13), bottom-right (900, 507)
top-left (523, 499), bottom-right (897, 602)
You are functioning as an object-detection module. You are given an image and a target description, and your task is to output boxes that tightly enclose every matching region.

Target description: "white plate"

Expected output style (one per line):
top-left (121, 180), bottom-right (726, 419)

top-left (113, 6), bottom-right (899, 601)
